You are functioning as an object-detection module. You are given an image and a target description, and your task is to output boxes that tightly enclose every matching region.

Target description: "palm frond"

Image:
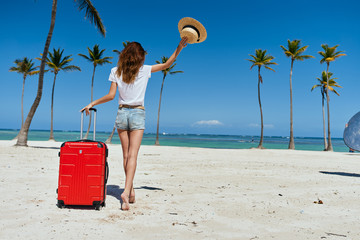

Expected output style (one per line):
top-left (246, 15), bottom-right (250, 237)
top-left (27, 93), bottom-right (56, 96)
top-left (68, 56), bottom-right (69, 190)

top-left (296, 45), bottom-right (308, 54)
top-left (9, 66), bottom-right (19, 72)
top-left (296, 55), bottom-right (314, 61)
top-left (62, 65), bottom-right (81, 72)
top-left (311, 84), bottom-right (321, 91)
top-left (170, 71), bottom-right (183, 75)
top-left (332, 89), bottom-right (340, 96)
top-left (78, 53), bottom-right (91, 61)
top-left (264, 66), bottom-right (275, 72)
top-left (97, 59), bottom-right (112, 66)
top-left (88, 48), bottom-right (96, 60)
top-left (334, 53), bottom-right (346, 58)
top-left (28, 70), bottom-right (40, 75)
top-left (74, 0), bottom-right (106, 37)
top-left (99, 48), bottom-right (105, 56)
top-left (122, 41), bottom-right (130, 48)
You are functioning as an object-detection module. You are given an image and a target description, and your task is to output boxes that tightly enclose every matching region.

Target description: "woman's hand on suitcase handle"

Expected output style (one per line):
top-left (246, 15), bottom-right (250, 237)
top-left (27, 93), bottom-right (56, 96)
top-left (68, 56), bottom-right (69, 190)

top-left (80, 103), bottom-right (94, 116)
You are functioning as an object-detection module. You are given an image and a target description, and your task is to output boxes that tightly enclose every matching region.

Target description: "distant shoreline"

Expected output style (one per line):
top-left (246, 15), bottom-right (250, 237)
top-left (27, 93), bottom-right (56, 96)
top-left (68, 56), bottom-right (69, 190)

top-left (0, 129), bottom-right (349, 152)
top-left (0, 128), bottom-right (344, 139)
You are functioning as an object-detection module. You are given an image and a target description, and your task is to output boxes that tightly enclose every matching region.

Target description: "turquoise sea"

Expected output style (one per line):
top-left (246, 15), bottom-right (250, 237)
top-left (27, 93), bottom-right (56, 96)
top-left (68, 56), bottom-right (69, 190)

top-left (0, 129), bottom-right (350, 152)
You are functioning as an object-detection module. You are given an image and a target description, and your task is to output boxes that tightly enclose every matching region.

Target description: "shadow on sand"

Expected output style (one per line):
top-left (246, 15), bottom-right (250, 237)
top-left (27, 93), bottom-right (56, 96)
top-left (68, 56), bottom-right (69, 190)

top-left (319, 171), bottom-right (360, 178)
top-left (31, 146), bottom-right (60, 150)
top-left (106, 185), bottom-right (164, 201)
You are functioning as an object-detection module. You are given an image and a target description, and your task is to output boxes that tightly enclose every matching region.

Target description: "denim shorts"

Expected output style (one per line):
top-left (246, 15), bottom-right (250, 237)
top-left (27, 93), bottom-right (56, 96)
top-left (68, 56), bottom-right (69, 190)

top-left (115, 108), bottom-right (145, 130)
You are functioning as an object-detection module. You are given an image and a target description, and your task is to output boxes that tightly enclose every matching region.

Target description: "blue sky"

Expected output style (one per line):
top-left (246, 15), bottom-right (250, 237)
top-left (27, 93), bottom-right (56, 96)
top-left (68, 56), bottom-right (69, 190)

top-left (1, 0), bottom-right (359, 137)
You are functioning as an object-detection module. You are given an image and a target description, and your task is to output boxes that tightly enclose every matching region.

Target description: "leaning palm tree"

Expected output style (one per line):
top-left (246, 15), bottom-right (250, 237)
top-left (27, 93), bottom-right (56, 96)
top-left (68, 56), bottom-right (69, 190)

top-left (247, 49), bottom-right (277, 149)
top-left (9, 57), bottom-right (39, 129)
top-left (105, 41), bottom-right (131, 144)
top-left (318, 44), bottom-right (346, 151)
top-left (311, 71), bottom-right (341, 150)
top-left (281, 40), bottom-right (314, 149)
top-left (155, 57), bottom-right (183, 145)
top-left (37, 48), bottom-right (81, 140)
top-left (16, 0), bottom-right (105, 146)
top-left (79, 44), bottom-right (112, 139)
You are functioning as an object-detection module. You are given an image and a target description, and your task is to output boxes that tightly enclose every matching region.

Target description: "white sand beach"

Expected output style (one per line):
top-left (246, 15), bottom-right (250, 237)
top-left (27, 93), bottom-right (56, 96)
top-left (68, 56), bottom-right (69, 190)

top-left (0, 140), bottom-right (359, 240)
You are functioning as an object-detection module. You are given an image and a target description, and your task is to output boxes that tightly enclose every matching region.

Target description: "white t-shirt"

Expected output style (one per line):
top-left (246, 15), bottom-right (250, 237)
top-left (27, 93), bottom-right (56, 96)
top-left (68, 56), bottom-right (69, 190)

top-left (108, 65), bottom-right (152, 106)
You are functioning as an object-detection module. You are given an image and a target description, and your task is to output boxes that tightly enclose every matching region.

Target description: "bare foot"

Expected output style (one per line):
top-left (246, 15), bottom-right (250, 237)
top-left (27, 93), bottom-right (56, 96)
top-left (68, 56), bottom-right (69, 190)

top-left (121, 192), bottom-right (130, 211)
top-left (129, 190), bottom-right (135, 204)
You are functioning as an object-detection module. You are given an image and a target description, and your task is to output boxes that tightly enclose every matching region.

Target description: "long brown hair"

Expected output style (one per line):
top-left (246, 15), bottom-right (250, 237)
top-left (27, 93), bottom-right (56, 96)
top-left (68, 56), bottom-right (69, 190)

top-left (116, 42), bottom-right (146, 84)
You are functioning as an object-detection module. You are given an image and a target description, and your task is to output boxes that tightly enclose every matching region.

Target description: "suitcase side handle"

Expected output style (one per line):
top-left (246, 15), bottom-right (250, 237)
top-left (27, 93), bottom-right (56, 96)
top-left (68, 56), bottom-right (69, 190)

top-left (80, 108), bottom-right (97, 140)
top-left (105, 161), bottom-right (109, 184)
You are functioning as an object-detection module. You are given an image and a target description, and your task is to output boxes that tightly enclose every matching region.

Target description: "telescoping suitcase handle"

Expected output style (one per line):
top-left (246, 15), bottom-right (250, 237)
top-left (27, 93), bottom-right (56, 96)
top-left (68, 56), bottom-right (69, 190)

top-left (80, 108), bottom-right (97, 140)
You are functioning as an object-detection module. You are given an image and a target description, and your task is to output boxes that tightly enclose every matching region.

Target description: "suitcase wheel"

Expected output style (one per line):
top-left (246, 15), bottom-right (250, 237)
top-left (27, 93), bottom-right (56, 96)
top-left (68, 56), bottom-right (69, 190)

top-left (93, 201), bottom-right (102, 211)
top-left (57, 200), bottom-right (65, 209)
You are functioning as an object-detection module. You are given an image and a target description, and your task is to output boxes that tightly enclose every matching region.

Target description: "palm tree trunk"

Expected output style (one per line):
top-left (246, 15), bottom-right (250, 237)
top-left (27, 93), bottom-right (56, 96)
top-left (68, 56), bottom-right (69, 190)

top-left (257, 67), bottom-right (264, 149)
top-left (49, 73), bottom-right (57, 140)
top-left (105, 126), bottom-right (116, 144)
top-left (321, 90), bottom-right (328, 150)
top-left (325, 63), bottom-right (333, 151)
top-left (13, 75), bottom-right (26, 140)
top-left (155, 75), bottom-right (166, 145)
top-left (288, 60), bottom-right (295, 149)
top-left (21, 75), bottom-right (26, 128)
top-left (85, 65), bottom-right (96, 139)
top-left (16, 0), bottom-right (57, 146)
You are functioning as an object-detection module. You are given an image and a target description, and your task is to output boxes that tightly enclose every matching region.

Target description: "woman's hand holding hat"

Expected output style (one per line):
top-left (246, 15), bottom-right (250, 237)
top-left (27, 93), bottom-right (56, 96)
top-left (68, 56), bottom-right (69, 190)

top-left (179, 37), bottom-right (188, 49)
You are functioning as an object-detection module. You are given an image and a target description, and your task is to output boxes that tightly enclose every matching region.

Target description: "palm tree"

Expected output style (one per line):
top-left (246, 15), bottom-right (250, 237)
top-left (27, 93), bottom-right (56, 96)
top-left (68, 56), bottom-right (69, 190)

top-left (311, 71), bottom-right (341, 150)
top-left (247, 49), bottom-right (277, 149)
top-left (155, 57), bottom-right (183, 145)
top-left (79, 44), bottom-right (112, 139)
top-left (104, 41), bottom-right (131, 144)
top-left (112, 41), bottom-right (130, 55)
top-left (16, 0), bottom-right (105, 146)
top-left (318, 44), bottom-right (346, 151)
top-left (9, 57), bottom-right (39, 129)
top-left (38, 48), bottom-right (81, 140)
top-left (280, 40), bottom-right (314, 149)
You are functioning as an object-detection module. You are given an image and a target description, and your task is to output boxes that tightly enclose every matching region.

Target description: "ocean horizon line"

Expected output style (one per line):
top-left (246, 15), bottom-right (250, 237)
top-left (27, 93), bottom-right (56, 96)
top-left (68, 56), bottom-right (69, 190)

top-left (0, 129), bottom-right (349, 152)
top-left (0, 128), bottom-right (344, 140)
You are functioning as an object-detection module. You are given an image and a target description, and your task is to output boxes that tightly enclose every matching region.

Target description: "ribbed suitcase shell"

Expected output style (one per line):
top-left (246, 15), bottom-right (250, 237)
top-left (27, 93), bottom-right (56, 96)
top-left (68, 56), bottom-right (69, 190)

top-left (57, 140), bottom-right (108, 210)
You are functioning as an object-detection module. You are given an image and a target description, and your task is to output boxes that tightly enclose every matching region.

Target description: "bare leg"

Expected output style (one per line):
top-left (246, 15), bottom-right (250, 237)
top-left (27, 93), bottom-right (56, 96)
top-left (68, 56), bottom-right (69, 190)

top-left (117, 129), bottom-right (144, 210)
top-left (117, 130), bottom-right (135, 200)
top-left (117, 129), bottom-right (137, 204)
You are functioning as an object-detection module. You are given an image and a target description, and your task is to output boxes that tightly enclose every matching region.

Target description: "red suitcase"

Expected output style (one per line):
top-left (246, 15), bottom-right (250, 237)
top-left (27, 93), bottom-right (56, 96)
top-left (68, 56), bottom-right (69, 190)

top-left (57, 108), bottom-right (109, 210)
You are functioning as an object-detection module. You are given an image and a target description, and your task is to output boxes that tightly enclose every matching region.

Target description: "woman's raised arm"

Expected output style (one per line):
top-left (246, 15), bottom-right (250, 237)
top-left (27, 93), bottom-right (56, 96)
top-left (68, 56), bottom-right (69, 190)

top-left (151, 37), bottom-right (188, 73)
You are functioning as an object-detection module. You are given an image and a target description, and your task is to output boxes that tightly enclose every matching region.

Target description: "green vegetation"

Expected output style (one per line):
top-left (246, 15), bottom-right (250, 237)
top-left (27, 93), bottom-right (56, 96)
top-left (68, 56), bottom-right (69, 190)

top-left (38, 48), bottom-right (81, 140)
top-left (79, 45), bottom-right (112, 139)
top-left (281, 40), bottom-right (314, 149)
top-left (247, 49), bottom-right (277, 149)
top-left (312, 71), bottom-right (342, 150)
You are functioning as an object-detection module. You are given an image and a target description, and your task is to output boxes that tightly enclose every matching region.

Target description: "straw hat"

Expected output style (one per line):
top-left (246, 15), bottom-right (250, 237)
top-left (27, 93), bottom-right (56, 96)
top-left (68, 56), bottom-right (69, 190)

top-left (178, 17), bottom-right (207, 44)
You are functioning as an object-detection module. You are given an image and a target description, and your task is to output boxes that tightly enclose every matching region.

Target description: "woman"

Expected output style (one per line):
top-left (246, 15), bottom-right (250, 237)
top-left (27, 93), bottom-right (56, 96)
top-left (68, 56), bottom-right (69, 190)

top-left (81, 37), bottom-right (188, 210)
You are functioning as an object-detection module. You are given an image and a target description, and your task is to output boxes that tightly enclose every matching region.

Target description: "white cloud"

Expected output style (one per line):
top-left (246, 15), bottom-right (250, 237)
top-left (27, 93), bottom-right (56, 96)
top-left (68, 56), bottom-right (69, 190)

top-left (248, 123), bottom-right (274, 129)
top-left (193, 120), bottom-right (224, 127)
